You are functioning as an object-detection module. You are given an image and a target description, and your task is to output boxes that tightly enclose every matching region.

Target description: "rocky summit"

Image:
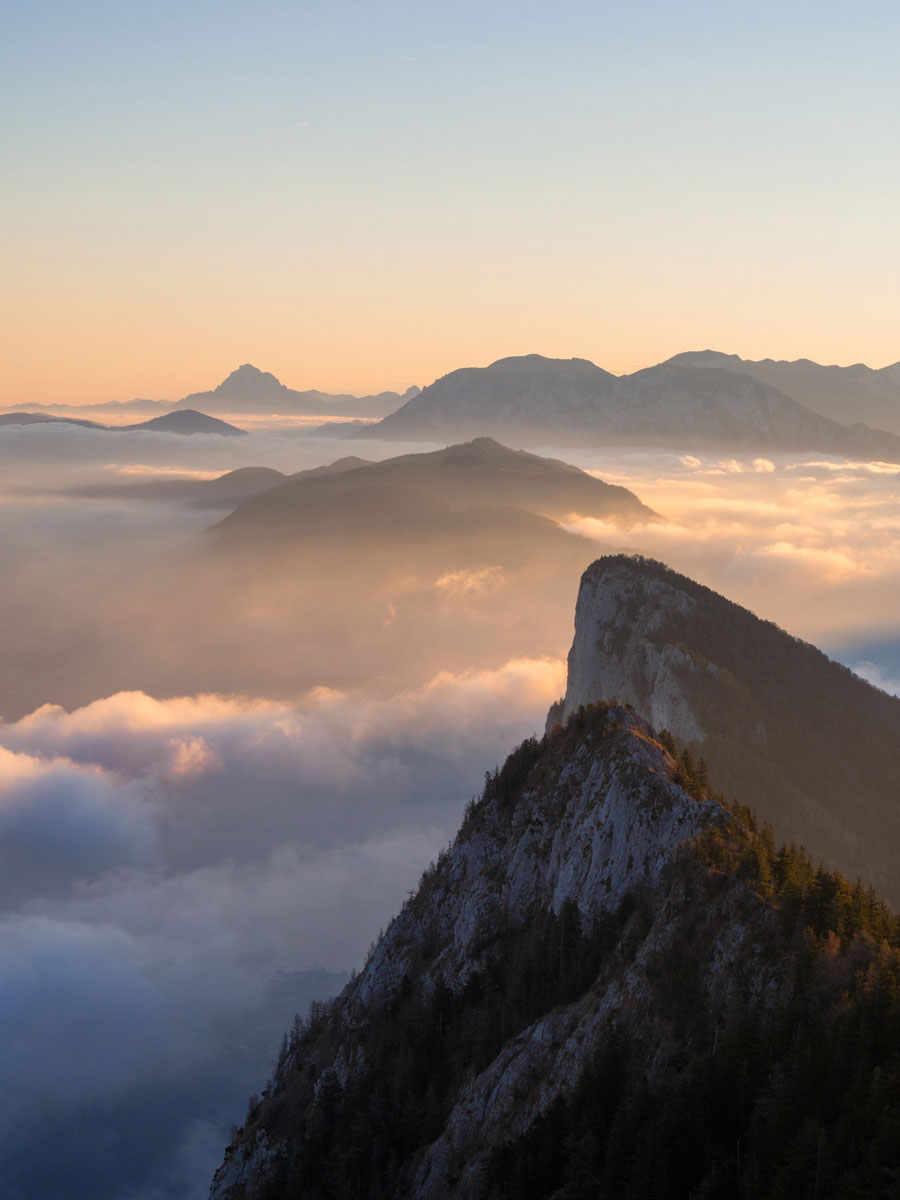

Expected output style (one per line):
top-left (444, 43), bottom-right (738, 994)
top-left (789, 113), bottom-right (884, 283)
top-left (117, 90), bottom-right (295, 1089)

top-left (550, 555), bottom-right (900, 906)
top-left (208, 672), bottom-right (900, 1198)
top-left (210, 706), bottom-right (761, 1198)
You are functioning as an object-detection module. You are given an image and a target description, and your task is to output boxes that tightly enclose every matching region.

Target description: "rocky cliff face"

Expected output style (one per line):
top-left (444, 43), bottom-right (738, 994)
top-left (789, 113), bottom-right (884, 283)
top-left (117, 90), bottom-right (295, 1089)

top-left (551, 555), bottom-right (900, 906)
top-left (209, 705), bottom-right (784, 1200)
top-left (552, 557), bottom-right (705, 741)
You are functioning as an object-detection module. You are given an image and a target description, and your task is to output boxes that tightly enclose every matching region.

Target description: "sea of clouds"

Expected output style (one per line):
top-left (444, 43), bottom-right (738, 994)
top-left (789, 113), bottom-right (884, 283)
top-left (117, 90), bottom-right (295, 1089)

top-left (2, 425), bottom-right (900, 1197)
top-left (558, 446), bottom-right (900, 665)
top-left (0, 658), bottom-right (563, 1199)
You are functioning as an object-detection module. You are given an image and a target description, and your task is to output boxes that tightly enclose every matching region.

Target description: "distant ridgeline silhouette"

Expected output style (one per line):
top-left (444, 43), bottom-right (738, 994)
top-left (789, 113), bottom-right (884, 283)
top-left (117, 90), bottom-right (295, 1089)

top-left (0, 409), bottom-right (246, 436)
top-left (210, 437), bottom-right (655, 545)
top-left (174, 363), bottom-right (419, 417)
top-left (328, 352), bottom-right (900, 456)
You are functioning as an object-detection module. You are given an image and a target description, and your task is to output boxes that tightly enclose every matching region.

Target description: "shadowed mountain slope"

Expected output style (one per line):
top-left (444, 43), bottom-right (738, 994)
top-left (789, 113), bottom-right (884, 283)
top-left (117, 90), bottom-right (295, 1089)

top-left (288, 454), bottom-right (373, 480)
top-left (213, 437), bottom-right (654, 546)
top-left (552, 554), bottom-right (900, 905)
top-left (665, 349), bottom-right (900, 434)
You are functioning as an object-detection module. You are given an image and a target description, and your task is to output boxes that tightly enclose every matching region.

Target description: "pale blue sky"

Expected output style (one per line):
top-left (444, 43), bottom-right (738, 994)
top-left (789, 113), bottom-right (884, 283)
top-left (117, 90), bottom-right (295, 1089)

top-left (3, 0), bottom-right (898, 400)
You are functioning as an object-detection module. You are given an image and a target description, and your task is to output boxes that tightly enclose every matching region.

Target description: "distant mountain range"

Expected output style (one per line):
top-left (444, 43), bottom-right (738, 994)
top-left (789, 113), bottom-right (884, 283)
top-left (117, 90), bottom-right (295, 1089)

top-left (7, 352), bottom-right (899, 448)
top-left (0, 397), bottom-right (173, 416)
top-left (0, 409), bottom-right (246, 436)
top-left (0, 366), bottom-right (418, 421)
top-left (338, 353), bottom-right (900, 460)
top-left (664, 349), bottom-right (900, 434)
top-left (173, 364), bottom-right (420, 417)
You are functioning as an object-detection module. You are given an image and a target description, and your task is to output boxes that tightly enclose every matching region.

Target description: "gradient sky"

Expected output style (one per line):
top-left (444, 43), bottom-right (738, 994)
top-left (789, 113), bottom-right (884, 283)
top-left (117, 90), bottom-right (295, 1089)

top-left (3, 0), bottom-right (899, 404)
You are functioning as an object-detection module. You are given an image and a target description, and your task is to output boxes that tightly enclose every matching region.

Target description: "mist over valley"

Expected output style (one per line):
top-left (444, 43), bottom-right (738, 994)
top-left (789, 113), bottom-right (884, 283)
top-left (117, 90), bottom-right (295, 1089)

top-left (3, 336), bottom-right (900, 1199)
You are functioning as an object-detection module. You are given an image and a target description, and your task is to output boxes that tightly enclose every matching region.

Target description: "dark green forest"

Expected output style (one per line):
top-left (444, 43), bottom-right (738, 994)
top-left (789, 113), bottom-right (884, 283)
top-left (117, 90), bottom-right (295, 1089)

top-left (485, 742), bottom-right (900, 1200)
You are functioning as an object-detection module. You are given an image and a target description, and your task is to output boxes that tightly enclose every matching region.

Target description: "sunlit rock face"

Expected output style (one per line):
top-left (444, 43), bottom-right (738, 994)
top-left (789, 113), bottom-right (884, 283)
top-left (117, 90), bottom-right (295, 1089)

top-left (554, 556), bottom-right (706, 742)
top-left (209, 705), bottom-right (780, 1200)
top-left (352, 711), bottom-right (718, 1012)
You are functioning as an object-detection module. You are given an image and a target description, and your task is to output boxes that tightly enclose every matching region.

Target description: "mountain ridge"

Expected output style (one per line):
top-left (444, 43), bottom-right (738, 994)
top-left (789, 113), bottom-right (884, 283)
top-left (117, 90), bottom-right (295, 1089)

top-left (175, 363), bottom-right (419, 417)
top-left (338, 353), bottom-right (900, 460)
top-left (210, 705), bottom-right (758, 1198)
top-left (552, 554), bottom-right (900, 904)
top-left (0, 408), bottom-right (246, 436)
top-left (212, 437), bottom-right (655, 546)
top-left (664, 349), bottom-right (900, 434)
top-left (210, 697), bottom-right (900, 1199)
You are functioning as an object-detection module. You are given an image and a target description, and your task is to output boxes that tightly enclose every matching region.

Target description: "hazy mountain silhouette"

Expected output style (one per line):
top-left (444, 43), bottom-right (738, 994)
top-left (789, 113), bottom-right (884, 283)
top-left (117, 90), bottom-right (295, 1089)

top-left (288, 454), bottom-right (373, 480)
top-left (175, 363), bottom-right (419, 417)
top-left (665, 349), bottom-right (900, 434)
top-left (0, 409), bottom-right (246, 437)
top-left (119, 410), bottom-right (247, 436)
top-left (0, 411), bottom-right (107, 430)
top-left (345, 354), bottom-right (900, 460)
top-left (64, 466), bottom-right (288, 507)
top-left (214, 436), bottom-right (654, 546)
top-left (61, 457), bottom-right (374, 508)
top-left (0, 398), bottom-right (172, 416)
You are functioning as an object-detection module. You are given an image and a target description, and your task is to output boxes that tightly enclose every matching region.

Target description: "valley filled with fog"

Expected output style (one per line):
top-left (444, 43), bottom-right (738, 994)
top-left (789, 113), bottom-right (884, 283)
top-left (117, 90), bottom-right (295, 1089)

top-left (2, 413), bottom-right (900, 1199)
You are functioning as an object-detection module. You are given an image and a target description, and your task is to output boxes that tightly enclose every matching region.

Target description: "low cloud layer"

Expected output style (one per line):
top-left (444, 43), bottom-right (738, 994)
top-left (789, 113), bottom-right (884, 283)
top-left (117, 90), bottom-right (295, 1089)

top-left (4, 433), bottom-right (900, 1197)
top-left (557, 449), bottom-right (900, 650)
top-left (0, 658), bottom-right (563, 1200)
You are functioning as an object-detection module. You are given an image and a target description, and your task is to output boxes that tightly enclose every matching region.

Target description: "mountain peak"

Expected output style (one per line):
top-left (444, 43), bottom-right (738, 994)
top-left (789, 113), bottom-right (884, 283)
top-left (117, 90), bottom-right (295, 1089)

top-left (444, 435), bottom-right (509, 454)
top-left (127, 409), bottom-right (248, 436)
top-left (211, 701), bottom-right (746, 1198)
top-left (211, 559), bottom-right (900, 1199)
top-left (213, 365), bottom-right (288, 397)
top-left (553, 553), bottom-right (900, 903)
top-left (487, 352), bottom-right (611, 373)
